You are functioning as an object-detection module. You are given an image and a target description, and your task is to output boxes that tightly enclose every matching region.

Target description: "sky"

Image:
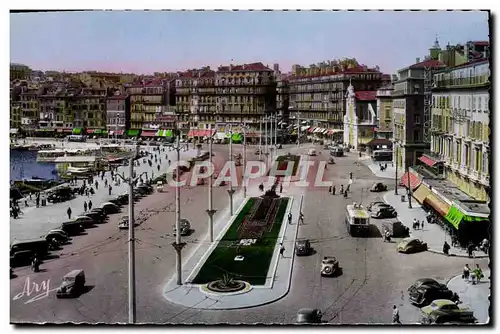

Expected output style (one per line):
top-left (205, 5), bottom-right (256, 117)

top-left (10, 10), bottom-right (490, 75)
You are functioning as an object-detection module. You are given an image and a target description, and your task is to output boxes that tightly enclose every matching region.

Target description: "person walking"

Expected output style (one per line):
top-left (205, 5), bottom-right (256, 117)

top-left (67, 207), bottom-right (72, 219)
top-left (280, 183), bottom-right (283, 193)
top-left (104, 179), bottom-right (108, 187)
top-left (279, 244), bottom-right (285, 258)
top-left (392, 305), bottom-right (401, 324)
top-left (88, 200), bottom-right (93, 211)
top-left (332, 185), bottom-right (336, 195)
top-left (467, 242), bottom-right (475, 258)
top-left (299, 212), bottom-right (304, 225)
top-left (83, 201), bottom-right (87, 212)
top-left (108, 185), bottom-right (112, 196)
top-left (95, 180), bottom-right (99, 190)
top-left (340, 184), bottom-right (344, 194)
top-left (421, 220), bottom-right (424, 230)
top-left (329, 186), bottom-right (332, 194)
top-left (463, 264), bottom-right (470, 282)
top-left (288, 212), bottom-right (292, 225)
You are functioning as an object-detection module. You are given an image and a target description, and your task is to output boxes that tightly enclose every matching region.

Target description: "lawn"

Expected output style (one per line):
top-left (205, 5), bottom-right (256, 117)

top-left (268, 154), bottom-right (301, 177)
top-left (192, 197), bottom-right (289, 285)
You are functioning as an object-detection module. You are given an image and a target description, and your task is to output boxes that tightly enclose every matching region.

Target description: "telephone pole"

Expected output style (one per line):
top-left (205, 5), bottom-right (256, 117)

top-left (226, 124), bottom-right (235, 215)
top-left (206, 132), bottom-right (216, 242)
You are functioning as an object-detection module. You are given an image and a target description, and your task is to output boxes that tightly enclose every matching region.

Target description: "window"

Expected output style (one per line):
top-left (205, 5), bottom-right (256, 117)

top-left (414, 114), bottom-right (421, 125)
top-left (413, 129), bottom-right (421, 141)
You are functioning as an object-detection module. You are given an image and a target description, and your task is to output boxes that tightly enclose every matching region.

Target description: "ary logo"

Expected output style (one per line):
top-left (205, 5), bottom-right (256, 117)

top-left (13, 277), bottom-right (57, 304)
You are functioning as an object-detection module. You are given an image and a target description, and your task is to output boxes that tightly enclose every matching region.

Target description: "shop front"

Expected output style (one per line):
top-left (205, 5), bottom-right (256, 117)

top-left (444, 205), bottom-right (490, 247)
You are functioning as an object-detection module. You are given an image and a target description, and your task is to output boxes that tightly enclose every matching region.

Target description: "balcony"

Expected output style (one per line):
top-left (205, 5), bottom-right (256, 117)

top-left (470, 169), bottom-right (481, 181)
top-left (433, 75), bottom-right (489, 89)
top-left (458, 164), bottom-right (470, 177)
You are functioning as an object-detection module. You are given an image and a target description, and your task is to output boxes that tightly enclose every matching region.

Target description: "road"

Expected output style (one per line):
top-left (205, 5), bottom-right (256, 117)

top-left (10, 143), bottom-right (488, 324)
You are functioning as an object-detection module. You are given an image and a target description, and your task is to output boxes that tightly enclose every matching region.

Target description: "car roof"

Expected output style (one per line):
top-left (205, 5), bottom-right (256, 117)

top-left (431, 299), bottom-right (456, 306)
top-left (64, 269), bottom-right (85, 278)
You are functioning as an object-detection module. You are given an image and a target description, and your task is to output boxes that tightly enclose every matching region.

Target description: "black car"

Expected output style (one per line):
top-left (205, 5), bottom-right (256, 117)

top-left (116, 194), bottom-right (129, 205)
top-left (371, 206), bottom-right (397, 219)
top-left (137, 184), bottom-right (153, 195)
top-left (108, 198), bottom-right (123, 207)
top-left (370, 182), bottom-right (388, 192)
top-left (408, 278), bottom-right (458, 307)
top-left (80, 211), bottom-right (105, 223)
top-left (295, 239), bottom-right (312, 256)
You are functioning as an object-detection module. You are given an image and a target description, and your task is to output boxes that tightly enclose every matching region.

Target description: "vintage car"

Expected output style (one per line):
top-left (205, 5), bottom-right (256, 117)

top-left (408, 278), bottom-right (459, 307)
top-left (100, 202), bottom-right (121, 214)
top-left (296, 308), bottom-right (323, 324)
top-left (370, 182), bottom-right (388, 192)
top-left (308, 148), bottom-right (317, 156)
top-left (173, 219), bottom-right (191, 236)
top-left (73, 216), bottom-right (97, 228)
top-left (420, 299), bottom-right (475, 324)
top-left (46, 229), bottom-right (70, 244)
top-left (60, 221), bottom-right (84, 236)
top-left (367, 201), bottom-right (390, 212)
top-left (371, 206), bottom-right (397, 219)
top-left (397, 237), bottom-right (428, 254)
top-left (156, 181), bottom-right (164, 192)
top-left (320, 256), bottom-right (339, 276)
top-left (295, 239), bottom-right (312, 256)
top-left (118, 216), bottom-right (138, 230)
top-left (137, 183), bottom-right (154, 195)
top-left (56, 270), bottom-right (86, 298)
top-left (80, 211), bottom-right (106, 223)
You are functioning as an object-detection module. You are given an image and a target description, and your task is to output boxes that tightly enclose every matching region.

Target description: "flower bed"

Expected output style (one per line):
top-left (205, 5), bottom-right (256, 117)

top-left (192, 197), bottom-right (289, 285)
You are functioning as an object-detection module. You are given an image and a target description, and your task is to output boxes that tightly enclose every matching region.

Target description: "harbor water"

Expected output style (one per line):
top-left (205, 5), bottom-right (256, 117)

top-left (10, 149), bottom-right (59, 183)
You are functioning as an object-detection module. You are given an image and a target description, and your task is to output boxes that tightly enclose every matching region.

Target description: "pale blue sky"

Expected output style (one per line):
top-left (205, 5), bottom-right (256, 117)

top-left (10, 10), bottom-right (489, 75)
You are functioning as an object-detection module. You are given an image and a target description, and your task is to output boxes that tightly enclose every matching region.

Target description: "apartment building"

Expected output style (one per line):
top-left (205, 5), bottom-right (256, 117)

top-left (375, 84), bottom-right (394, 140)
top-left (126, 80), bottom-right (166, 131)
top-left (392, 58), bottom-right (446, 168)
top-left (10, 86), bottom-right (22, 130)
top-left (288, 58), bottom-right (383, 138)
top-left (428, 59), bottom-right (490, 201)
top-left (106, 93), bottom-right (131, 136)
top-left (10, 63), bottom-right (31, 81)
top-left (276, 73), bottom-right (290, 127)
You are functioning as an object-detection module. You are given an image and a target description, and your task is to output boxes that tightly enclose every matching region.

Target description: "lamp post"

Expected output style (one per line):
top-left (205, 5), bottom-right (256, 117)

top-left (242, 121), bottom-right (248, 198)
top-left (171, 126), bottom-right (186, 285)
top-left (394, 141), bottom-right (399, 195)
top-left (206, 128), bottom-right (216, 242)
top-left (264, 116), bottom-right (268, 155)
top-left (115, 151), bottom-right (148, 324)
top-left (407, 162), bottom-right (413, 209)
top-left (225, 124), bottom-right (235, 216)
top-left (274, 113), bottom-right (278, 151)
top-left (259, 117), bottom-right (263, 161)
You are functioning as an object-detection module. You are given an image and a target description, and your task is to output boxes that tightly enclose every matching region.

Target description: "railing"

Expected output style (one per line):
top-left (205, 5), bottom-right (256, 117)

top-left (434, 75), bottom-right (489, 88)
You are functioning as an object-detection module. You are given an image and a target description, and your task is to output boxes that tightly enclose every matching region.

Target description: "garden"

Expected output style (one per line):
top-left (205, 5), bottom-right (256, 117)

top-left (192, 195), bottom-right (289, 286)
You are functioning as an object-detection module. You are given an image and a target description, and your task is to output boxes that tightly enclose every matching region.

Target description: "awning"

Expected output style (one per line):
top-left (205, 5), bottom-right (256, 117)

top-left (127, 129), bottom-right (141, 137)
top-left (424, 193), bottom-right (451, 218)
top-left (400, 171), bottom-right (421, 191)
top-left (10, 128), bottom-right (18, 134)
top-left (301, 126), bottom-right (310, 131)
top-left (63, 128), bottom-right (73, 133)
top-left (444, 206), bottom-right (463, 230)
top-left (214, 132), bottom-right (226, 140)
top-left (72, 128), bottom-right (83, 135)
top-left (156, 129), bottom-right (173, 137)
top-left (418, 155), bottom-right (438, 167)
top-left (115, 130), bottom-right (124, 136)
top-left (412, 183), bottom-right (432, 204)
top-left (308, 127), bottom-right (316, 133)
top-left (188, 129), bottom-right (216, 137)
top-left (141, 130), bottom-right (157, 137)
top-left (86, 129), bottom-right (96, 134)
top-left (314, 128), bottom-right (323, 133)
top-left (322, 129), bottom-right (329, 134)
top-left (108, 130), bottom-right (115, 135)
top-left (327, 129), bottom-right (343, 135)
top-left (35, 129), bottom-right (55, 132)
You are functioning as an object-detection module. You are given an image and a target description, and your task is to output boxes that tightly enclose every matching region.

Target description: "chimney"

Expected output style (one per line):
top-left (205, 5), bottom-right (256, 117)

top-left (416, 57), bottom-right (420, 64)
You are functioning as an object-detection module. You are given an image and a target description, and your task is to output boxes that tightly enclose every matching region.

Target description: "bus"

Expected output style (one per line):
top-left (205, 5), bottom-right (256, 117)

top-left (345, 203), bottom-right (370, 236)
top-left (371, 150), bottom-right (393, 162)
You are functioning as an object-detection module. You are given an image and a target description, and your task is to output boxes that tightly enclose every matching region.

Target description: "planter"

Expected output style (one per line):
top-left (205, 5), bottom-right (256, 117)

top-left (206, 280), bottom-right (247, 293)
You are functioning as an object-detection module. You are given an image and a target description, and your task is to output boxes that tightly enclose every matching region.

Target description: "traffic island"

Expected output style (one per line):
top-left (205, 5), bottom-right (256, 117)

top-left (191, 194), bottom-right (289, 286)
top-left (163, 187), bottom-right (300, 310)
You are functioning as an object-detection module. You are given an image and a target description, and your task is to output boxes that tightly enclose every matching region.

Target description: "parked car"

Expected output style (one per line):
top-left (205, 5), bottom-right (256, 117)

top-left (173, 219), bottom-right (191, 236)
top-left (408, 279), bottom-right (459, 307)
top-left (295, 239), bottom-right (312, 256)
top-left (100, 202), bottom-right (121, 214)
top-left (60, 221), bottom-right (84, 236)
top-left (371, 206), bottom-right (397, 219)
top-left (320, 256), bottom-right (339, 276)
top-left (116, 194), bottom-right (129, 205)
top-left (90, 208), bottom-right (107, 217)
top-left (56, 269), bottom-right (86, 298)
top-left (397, 237), bottom-right (428, 254)
top-left (420, 300), bottom-right (476, 324)
top-left (137, 183), bottom-right (153, 194)
top-left (73, 216), bottom-right (96, 228)
top-left (296, 308), bottom-right (323, 324)
top-left (367, 201), bottom-right (390, 212)
top-left (80, 211), bottom-right (106, 223)
top-left (10, 239), bottom-right (48, 258)
top-left (46, 229), bottom-right (70, 244)
top-left (10, 250), bottom-right (34, 267)
top-left (370, 182), bottom-right (388, 192)
top-left (118, 216), bottom-right (138, 229)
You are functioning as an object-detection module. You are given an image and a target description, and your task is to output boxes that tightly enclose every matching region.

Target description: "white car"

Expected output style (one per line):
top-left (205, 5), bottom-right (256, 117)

top-left (308, 149), bottom-right (317, 156)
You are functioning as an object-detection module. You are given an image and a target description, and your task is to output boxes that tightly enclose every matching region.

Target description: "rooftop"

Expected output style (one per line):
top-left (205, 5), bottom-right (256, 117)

top-left (408, 59), bottom-right (446, 69)
top-left (218, 62), bottom-right (273, 72)
top-left (434, 58), bottom-right (489, 73)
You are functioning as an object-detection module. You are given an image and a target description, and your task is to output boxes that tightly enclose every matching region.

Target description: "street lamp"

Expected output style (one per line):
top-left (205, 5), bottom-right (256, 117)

top-left (394, 140), bottom-right (399, 195)
top-left (206, 127), bottom-right (217, 243)
top-left (259, 117), bottom-right (263, 161)
top-left (241, 121), bottom-right (249, 198)
top-left (115, 151), bottom-right (148, 324)
top-left (225, 123), bottom-right (236, 216)
top-left (171, 125), bottom-right (186, 285)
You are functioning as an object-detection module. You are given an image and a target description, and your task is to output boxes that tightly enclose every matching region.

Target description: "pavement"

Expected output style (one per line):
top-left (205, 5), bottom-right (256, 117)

top-left (10, 145), bottom-right (199, 242)
top-left (447, 270), bottom-right (490, 324)
top-left (360, 155), bottom-right (398, 180)
top-left (383, 189), bottom-right (488, 258)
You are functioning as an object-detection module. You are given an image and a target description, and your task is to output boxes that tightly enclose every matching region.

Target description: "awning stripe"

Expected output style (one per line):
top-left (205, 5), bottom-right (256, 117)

top-left (418, 155), bottom-right (437, 167)
top-left (444, 205), bottom-right (464, 230)
top-left (425, 193), bottom-right (451, 218)
top-left (400, 171), bottom-right (421, 191)
top-left (412, 183), bottom-right (432, 204)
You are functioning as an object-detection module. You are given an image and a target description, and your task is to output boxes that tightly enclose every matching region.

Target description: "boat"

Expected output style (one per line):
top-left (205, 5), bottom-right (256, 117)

top-left (67, 166), bottom-right (91, 174)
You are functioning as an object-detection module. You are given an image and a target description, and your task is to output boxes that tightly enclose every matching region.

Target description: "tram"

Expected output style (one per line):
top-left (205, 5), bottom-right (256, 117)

top-left (345, 203), bottom-right (370, 236)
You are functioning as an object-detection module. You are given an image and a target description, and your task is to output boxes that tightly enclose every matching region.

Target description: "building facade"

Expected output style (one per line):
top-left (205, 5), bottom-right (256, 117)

top-left (375, 84), bottom-right (394, 140)
top-left (288, 59), bottom-right (383, 137)
top-left (392, 58), bottom-right (446, 168)
top-left (106, 94), bottom-right (131, 136)
top-left (10, 63), bottom-right (32, 81)
top-left (343, 85), bottom-right (377, 150)
top-left (429, 59), bottom-right (490, 201)
top-left (126, 80), bottom-right (166, 130)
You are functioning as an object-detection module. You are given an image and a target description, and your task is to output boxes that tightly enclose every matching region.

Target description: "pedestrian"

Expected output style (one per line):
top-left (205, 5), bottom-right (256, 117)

top-left (462, 264), bottom-right (470, 281)
top-left (343, 190), bottom-right (348, 198)
top-left (67, 207), bottom-right (72, 219)
top-left (332, 185), bottom-right (336, 195)
top-left (279, 183), bottom-right (283, 193)
top-left (467, 242), bottom-right (474, 258)
top-left (85, 188), bottom-right (89, 196)
top-left (329, 186), bottom-right (332, 194)
top-left (104, 179), bottom-right (108, 187)
top-left (288, 212), bottom-right (292, 224)
top-left (299, 212), bottom-right (304, 225)
top-left (340, 185), bottom-right (344, 193)
top-left (108, 185), bottom-right (112, 196)
top-left (36, 197), bottom-right (40, 208)
top-left (168, 160), bottom-right (171, 166)
top-left (349, 172), bottom-right (353, 179)
top-left (415, 220), bottom-right (420, 230)
top-left (392, 305), bottom-right (401, 324)
top-left (280, 244), bottom-right (285, 258)
top-left (442, 241), bottom-right (450, 255)
top-left (421, 220), bottom-right (424, 230)
top-left (157, 165), bottom-right (160, 171)
top-left (474, 264), bottom-right (484, 283)
top-left (413, 218), bottom-right (417, 230)
top-left (95, 180), bottom-right (99, 190)
top-left (25, 199), bottom-right (28, 207)
top-left (29, 193), bottom-right (32, 200)
top-left (88, 200), bottom-right (92, 211)
top-left (83, 201), bottom-right (87, 212)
